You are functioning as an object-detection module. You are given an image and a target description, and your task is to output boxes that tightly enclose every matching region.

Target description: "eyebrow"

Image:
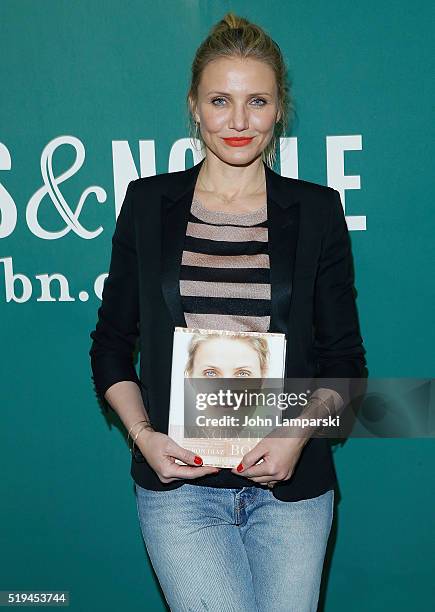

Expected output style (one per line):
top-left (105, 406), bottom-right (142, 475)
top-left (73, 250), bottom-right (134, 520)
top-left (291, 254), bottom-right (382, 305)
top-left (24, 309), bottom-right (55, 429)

top-left (206, 91), bottom-right (272, 97)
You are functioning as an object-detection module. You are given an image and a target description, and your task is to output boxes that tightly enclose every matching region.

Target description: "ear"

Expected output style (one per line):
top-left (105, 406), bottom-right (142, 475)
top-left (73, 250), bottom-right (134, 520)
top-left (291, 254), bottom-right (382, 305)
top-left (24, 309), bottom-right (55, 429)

top-left (188, 95), bottom-right (200, 123)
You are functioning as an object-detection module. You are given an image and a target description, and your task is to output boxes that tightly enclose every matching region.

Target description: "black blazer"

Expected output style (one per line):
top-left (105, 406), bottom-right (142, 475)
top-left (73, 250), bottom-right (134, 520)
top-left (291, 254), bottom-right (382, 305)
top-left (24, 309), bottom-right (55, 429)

top-left (89, 158), bottom-right (366, 502)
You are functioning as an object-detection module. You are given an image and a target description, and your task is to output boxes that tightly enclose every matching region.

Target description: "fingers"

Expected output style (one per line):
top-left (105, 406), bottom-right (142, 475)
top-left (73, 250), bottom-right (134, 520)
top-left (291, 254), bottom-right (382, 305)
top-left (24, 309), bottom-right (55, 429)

top-left (159, 441), bottom-right (221, 483)
top-left (170, 464), bottom-right (220, 480)
top-left (168, 442), bottom-right (209, 469)
top-left (231, 462), bottom-right (289, 485)
top-left (158, 463), bottom-right (220, 483)
top-left (230, 462), bottom-right (270, 480)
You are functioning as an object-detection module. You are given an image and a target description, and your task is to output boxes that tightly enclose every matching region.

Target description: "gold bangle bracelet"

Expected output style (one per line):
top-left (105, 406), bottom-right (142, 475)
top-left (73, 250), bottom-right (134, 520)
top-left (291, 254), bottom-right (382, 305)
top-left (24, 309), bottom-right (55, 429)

top-left (130, 422), bottom-right (155, 454)
top-left (309, 396), bottom-right (333, 418)
top-left (127, 419), bottom-right (149, 448)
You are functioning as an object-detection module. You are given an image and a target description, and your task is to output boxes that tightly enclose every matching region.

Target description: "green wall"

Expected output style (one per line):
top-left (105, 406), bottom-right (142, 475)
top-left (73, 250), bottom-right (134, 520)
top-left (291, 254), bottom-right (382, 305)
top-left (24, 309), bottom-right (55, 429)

top-left (1, 1), bottom-right (434, 609)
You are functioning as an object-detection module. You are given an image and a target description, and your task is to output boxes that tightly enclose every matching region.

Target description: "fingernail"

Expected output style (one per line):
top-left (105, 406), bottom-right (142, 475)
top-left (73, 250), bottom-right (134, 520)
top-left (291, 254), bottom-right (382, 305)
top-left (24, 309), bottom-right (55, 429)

top-left (236, 463), bottom-right (244, 472)
top-left (194, 456), bottom-right (203, 465)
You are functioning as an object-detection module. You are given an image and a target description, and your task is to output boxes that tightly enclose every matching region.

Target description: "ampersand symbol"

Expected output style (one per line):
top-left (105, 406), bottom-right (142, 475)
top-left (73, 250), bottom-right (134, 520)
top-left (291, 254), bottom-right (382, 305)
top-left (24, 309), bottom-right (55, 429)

top-left (27, 136), bottom-right (107, 239)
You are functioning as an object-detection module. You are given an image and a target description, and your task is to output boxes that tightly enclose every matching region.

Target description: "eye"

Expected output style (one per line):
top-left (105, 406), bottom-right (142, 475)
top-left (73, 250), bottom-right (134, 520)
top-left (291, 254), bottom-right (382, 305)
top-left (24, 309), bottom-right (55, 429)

top-left (210, 97), bottom-right (267, 107)
top-left (251, 98), bottom-right (267, 106)
top-left (203, 369), bottom-right (218, 377)
top-left (211, 97), bottom-right (226, 106)
top-left (235, 370), bottom-right (252, 377)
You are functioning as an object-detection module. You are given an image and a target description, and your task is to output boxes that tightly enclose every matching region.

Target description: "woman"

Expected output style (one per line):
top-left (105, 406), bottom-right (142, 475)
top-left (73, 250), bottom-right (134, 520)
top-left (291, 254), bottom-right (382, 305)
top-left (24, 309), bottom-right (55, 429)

top-left (183, 331), bottom-right (272, 441)
top-left (184, 331), bottom-right (270, 379)
top-left (89, 12), bottom-right (366, 612)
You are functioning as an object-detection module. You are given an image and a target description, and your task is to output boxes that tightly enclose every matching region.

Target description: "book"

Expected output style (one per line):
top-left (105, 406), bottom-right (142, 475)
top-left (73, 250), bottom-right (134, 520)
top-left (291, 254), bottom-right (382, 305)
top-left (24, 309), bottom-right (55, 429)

top-left (168, 327), bottom-right (287, 468)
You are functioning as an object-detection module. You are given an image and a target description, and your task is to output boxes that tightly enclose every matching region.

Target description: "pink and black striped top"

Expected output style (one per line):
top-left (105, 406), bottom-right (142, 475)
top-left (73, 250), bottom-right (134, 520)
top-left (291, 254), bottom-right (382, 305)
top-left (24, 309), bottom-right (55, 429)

top-left (179, 197), bottom-right (271, 332)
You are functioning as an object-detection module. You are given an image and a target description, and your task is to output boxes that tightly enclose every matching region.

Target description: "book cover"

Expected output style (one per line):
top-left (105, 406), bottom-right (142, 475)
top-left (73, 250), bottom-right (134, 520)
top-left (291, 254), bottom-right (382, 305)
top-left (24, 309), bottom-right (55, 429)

top-left (168, 327), bottom-right (287, 468)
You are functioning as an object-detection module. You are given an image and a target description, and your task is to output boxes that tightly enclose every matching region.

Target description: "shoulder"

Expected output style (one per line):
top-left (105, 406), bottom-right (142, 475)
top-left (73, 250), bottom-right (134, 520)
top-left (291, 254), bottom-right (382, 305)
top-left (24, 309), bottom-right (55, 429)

top-left (282, 176), bottom-right (346, 235)
top-left (276, 172), bottom-right (338, 202)
top-left (269, 170), bottom-right (340, 227)
top-left (128, 166), bottom-right (191, 205)
top-left (126, 168), bottom-right (182, 220)
top-left (129, 170), bottom-right (173, 193)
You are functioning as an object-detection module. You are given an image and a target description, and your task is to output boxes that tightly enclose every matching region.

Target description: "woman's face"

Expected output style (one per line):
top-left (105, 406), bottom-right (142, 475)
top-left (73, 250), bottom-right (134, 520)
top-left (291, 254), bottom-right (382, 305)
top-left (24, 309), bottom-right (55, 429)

top-left (192, 57), bottom-right (281, 164)
top-left (189, 337), bottom-right (263, 378)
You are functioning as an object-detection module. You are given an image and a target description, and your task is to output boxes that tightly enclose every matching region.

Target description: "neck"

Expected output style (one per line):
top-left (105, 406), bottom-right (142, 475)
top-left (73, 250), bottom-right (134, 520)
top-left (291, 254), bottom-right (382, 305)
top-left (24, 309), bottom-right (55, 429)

top-left (197, 154), bottom-right (265, 201)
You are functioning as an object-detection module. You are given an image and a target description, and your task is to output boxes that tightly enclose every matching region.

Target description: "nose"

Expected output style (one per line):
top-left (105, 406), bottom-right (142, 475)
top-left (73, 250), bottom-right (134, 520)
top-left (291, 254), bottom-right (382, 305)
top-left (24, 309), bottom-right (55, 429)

top-left (228, 103), bottom-right (249, 132)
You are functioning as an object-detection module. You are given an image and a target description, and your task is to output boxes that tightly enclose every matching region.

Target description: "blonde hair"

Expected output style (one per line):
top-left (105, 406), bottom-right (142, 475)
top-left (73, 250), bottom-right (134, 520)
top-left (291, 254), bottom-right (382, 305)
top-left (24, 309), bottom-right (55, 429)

top-left (186, 11), bottom-right (294, 169)
top-left (184, 331), bottom-right (270, 378)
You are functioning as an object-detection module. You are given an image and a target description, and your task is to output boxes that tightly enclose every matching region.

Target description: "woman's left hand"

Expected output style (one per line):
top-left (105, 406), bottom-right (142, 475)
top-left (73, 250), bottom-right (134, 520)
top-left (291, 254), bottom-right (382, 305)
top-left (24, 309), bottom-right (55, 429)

top-left (230, 431), bottom-right (308, 487)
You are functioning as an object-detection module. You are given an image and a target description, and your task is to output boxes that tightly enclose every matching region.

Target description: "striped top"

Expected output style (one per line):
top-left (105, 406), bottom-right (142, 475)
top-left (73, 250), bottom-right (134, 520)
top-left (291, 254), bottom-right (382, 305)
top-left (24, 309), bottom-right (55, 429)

top-left (180, 197), bottom-right (271, 332)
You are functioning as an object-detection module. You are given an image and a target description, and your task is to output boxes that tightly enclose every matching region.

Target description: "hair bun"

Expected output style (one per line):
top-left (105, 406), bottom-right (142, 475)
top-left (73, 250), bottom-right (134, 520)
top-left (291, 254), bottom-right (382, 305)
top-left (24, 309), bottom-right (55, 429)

top-left (222, 12), bottom-right (250, 29)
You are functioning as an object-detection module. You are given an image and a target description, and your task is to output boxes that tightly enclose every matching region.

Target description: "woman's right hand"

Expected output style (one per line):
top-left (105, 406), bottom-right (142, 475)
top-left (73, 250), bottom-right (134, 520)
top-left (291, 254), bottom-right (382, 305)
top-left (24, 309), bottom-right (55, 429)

top-left (135, 429), bottom-right (221, 484)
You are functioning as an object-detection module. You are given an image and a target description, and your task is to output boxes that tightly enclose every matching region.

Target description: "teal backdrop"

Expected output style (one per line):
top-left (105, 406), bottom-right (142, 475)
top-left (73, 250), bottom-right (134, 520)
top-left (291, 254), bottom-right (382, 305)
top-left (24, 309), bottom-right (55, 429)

top-left (1, 1), bottom-right (434, 610)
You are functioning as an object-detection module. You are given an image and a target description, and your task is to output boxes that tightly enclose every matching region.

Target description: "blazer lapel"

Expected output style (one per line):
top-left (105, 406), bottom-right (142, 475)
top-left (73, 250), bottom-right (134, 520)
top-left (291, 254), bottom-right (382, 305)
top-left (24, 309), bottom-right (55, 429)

top-left (160, 158), bottom-right (300, 334)
top-left (264, 164), bottom-right (300, 334)
top-left (161, 159), bottom-right (205, 327)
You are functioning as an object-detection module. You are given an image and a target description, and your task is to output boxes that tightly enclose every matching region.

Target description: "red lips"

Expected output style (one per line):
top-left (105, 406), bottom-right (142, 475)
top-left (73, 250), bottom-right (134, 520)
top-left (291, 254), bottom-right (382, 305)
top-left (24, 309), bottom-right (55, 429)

top-left (223, 137), bottom-right (253, 147)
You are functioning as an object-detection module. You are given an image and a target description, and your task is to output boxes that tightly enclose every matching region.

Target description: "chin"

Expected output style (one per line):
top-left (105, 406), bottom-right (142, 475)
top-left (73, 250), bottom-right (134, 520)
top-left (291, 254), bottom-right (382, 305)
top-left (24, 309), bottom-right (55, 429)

top-left (218, 149), bottom-right (260, 166)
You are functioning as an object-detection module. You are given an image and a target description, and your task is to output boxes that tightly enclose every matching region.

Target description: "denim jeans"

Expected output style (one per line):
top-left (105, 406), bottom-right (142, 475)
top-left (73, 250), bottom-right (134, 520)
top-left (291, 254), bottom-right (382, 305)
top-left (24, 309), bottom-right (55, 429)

top-left (135, 482), bottom-right (334, 612)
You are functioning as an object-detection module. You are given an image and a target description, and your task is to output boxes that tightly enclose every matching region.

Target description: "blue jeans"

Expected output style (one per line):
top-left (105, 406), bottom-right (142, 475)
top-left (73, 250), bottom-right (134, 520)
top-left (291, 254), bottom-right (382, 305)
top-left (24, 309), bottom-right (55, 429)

top-left (135, 483), bottom-right (334, 612)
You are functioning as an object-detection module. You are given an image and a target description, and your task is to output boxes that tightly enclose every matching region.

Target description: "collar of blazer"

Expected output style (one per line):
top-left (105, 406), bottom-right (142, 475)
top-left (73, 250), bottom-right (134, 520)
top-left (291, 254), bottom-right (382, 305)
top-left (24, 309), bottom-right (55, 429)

top-left (160, 157), bottom-right (300, 337)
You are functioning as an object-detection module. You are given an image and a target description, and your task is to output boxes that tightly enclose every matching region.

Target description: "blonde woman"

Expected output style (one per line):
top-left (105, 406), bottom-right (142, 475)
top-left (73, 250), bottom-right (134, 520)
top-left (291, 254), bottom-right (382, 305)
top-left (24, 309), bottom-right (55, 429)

top-left (183, 331), bottom-right (270, 434)
top-left (184, 331), bottom-right (270, 379)
top-left (90, 12), bottom-right (366, 611)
